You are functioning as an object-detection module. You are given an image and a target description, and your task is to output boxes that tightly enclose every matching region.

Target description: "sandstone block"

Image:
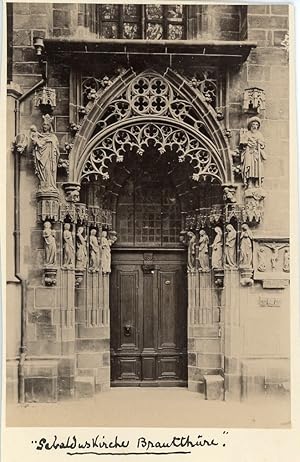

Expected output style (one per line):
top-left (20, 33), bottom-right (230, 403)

top-left (204, 375), bottom-right (224, 400)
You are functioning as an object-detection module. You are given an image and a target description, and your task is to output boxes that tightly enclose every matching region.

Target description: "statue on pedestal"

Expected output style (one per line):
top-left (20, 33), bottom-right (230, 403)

top-left (224, 224), bottom-right (237, 268)
top-left (76, 226), bottom-right (87, 270)
top-left (63, 223), bottom-right (75, 268)
top-left (187, 231), bottom-right (197, 272)
top-left (101, 230), bottom-right (117, 274)
top-left (30, 114), bottom-right (60, 192)
top-left (89, 229), bottom-right (100, 272)
top-left (198, 230), bottom-right (210, 272)
top-left (239, 224), bottom-right (253, 268)
top-left (211, 226), bottom-right (223, 269)
top-left (240, 117), bottom-right (266, 189)
top-left (43, 221), bottom-right (56, 266)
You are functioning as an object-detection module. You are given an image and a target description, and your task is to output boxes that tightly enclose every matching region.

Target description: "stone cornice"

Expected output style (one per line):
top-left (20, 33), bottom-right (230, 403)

top-left (44, 38), bottom-right (257, 64)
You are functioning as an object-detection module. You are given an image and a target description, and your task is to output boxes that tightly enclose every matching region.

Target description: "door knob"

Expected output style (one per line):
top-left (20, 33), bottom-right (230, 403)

top-left (165, 280), bottom-right (171, 285)
top-left (123, 324), bottom-right (132, 337)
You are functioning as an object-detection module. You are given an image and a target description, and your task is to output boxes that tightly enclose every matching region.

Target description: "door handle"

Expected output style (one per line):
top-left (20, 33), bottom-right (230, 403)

top-left (123, 324), bottom-right (132, 337)
top-left (165, 280), bottom-right (171, 285)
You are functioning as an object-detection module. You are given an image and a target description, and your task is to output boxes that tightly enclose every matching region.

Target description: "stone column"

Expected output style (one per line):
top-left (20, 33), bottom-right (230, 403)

top-left (188, 268), bottom-right (222, 395)
top-left (59, 264), bottom-right (76, 399)
top-left (223, 269), bottom-right (242, 400)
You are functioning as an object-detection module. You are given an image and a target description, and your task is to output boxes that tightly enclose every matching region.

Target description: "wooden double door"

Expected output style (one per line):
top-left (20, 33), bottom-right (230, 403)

top-left (110, 250), bottom-right (187, 386)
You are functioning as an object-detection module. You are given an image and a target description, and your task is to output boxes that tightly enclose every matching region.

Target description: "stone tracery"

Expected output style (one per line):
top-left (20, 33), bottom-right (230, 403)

top-left (81, 122), bottom-right (223, 183)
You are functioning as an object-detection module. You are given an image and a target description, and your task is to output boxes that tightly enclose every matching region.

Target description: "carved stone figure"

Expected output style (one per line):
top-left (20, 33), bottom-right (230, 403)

top-left (198, 230), bottom-right (210, 272)
top-left (211, 227), bottom-right (223, 269)
top-left (14, 132), bottom-right (28, 154)
top-left (257, 247), bottom-right (267, 272)
top-left (89, 229), bottom-right (100, 272)
top-left (239, 224), bottom-right (253, 268)
top-left (223, 186), bottom-right (237, 203)
top-left (264, 243), bottom-right (286, 271)
top-left (270, 246), bottom-right (279, 271)
top-left (63, 223), bottom-right (75, 268)
top-left (283, 248), bottom-right (290, 272)
top-left (30, 114), bottom-right (60, 192)
top-left (225, 224), bottom-right (237, 268)
top-left (65, 187), bottom-right (80, 203)
top-left (43, 221), bottom-right (56, 265)
top-left (243, 188), bottom-right (266, 224)
top-left (76, 226), bottom-right (87, 270)
top-left (187, 231), bottom-right (197, 272)
top-left (101, 230), bottom-right (117, 274)
top-left (240, 117), bottom-right (266, 189)
top-left (243, 87), bottom-right (266, 114)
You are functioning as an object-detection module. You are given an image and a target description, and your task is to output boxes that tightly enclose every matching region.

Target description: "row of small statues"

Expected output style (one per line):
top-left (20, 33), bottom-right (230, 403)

top-left (182, 224), bottom-right (253, 272)
top-left (43, 221), bottom-right (117, 273)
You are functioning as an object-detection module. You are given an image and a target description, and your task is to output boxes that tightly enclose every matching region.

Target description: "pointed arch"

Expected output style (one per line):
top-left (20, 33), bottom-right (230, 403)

top-left (68, 68), bottom-right (233, 185)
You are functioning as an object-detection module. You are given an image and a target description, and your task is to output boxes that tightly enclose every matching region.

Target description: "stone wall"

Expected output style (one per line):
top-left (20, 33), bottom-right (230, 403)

top-left (224, 4), bottom-right (290, 399)
top-left (228, 4), bottom-right (289, 234)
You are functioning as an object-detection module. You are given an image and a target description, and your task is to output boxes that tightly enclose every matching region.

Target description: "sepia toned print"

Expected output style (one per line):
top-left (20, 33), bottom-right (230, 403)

top-left (6, 2), bottom-right (290, 428)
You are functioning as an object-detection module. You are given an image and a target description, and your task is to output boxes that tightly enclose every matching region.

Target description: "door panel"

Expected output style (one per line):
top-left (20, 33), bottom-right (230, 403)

top-left (111, 251), bottom-right (187, 386)
top-left (158, 270), bottom-right (177, 349)
top-left (119, 271), bottom-right (139, 349)
top-left (116, 357), bottom-right (141, 382)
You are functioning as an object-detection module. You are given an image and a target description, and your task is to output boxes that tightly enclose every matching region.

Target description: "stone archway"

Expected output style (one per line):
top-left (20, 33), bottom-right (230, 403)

top-left (55, 68), bottom-right (238, 396)
top-left (68, 69), bottom-right (233, 186)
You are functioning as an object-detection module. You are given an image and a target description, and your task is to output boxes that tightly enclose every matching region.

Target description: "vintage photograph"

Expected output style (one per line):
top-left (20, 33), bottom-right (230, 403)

top-left (5, 1), bottom-right (291, 428)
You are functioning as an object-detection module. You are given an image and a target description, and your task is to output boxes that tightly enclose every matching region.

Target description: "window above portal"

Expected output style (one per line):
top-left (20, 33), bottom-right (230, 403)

top-left (91, 4), bottom-right (186, 40)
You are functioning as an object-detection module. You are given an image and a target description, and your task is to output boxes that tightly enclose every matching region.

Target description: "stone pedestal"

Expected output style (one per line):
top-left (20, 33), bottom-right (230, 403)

top-left (75, 271), bottom-right (110, 394)
top-left (188, 270), bottom-right (223, 396)
top-left (24, 264), bottom-right (77, 401)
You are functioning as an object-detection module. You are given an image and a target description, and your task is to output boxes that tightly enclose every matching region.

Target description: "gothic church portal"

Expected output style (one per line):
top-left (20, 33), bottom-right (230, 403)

top-left (6, 3), bottom-right (290, 405)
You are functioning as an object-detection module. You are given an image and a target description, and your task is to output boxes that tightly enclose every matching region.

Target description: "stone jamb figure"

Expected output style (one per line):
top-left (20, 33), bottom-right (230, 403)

top-left (187, 231), bottom-right (197, 272)
top-left (224, 224), bottom-right (237, 268)
top-left (239, 223), bottom-right (253, 269)
top-left (101, 230), bottom-right (117, 274)
top-left (240, 116), bottom-right (266, 189)
top-left (30, 114), bottom-right (60, 192)
top-left (76, 226), bottom-right (87, 270)
top-left (198, 229), bottom-right (210, 272)
top-left (89, 228), bottom-right (100, 272)
top-left (211, 226), bottom-right (223, 269)
top-left (63, 223), bottom-right (75, 268)
top-left (43, 221), bottom-right (56, 266)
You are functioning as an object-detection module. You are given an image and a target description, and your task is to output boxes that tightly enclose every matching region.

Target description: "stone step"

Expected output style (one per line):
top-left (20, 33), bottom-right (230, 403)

top-left (188, 380), bottom-right (205, 396)
top-left (75, 376), bottom-right (95, 399)
top-left (203, 374), bottom-right (224, 400)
